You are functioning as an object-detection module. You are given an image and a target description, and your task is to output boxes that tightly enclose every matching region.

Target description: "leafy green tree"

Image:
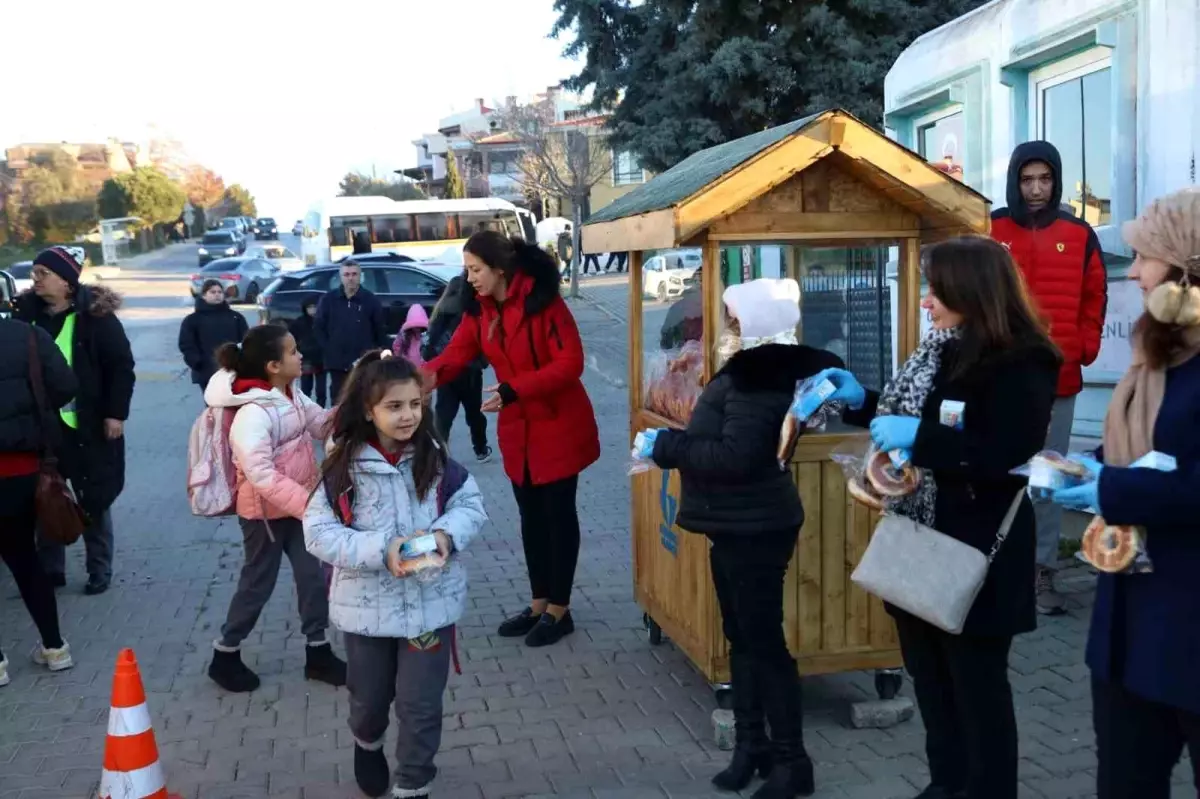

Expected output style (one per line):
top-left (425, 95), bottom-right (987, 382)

top-left (337, 171), bottom-right (425, 201)
top-left (443, 152), bottom-right (465, 199)
top-left (551, 0), bottom-right (988, 172)
top-left (223, 184), bottom-right (257, 217)
top-left (97, 167), bottom-right (187, 226)
top-left (10, 150), bottom-right (97, 242)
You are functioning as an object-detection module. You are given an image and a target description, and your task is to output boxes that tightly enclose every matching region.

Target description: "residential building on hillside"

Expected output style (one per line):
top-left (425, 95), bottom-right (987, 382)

top-left (0, 138), bottom-right (137, 214)
top-left (884, 0), bottom-right (1200, 436)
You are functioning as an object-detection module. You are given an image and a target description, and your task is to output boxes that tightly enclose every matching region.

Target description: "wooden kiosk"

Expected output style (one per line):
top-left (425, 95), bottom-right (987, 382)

top-left (581, 109), bottom-right (991, 697)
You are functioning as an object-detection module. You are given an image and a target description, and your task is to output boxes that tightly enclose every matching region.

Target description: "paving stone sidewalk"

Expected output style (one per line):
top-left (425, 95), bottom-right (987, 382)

top-left (0, 269), bottom-right (1189, 798)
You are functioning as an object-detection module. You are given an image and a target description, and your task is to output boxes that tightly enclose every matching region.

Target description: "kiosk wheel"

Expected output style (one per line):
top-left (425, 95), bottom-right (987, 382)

top-left (874, 669), bottom-right (904, 700)
top-left (643, 613), bottom-right (663, 645)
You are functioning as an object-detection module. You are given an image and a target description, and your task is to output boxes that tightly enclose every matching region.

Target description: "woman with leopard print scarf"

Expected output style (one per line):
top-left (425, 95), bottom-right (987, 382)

top-left (816, 236), bottom-right (1060, 799)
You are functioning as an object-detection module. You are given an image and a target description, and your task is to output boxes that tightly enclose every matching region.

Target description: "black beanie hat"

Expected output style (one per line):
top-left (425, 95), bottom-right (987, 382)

top-left (34, 246), bottom-right (86, 289)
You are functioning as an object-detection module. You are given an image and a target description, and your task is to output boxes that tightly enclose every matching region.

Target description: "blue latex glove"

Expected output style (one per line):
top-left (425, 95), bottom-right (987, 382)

top-left (1051, 475), bottom-right (1101, 513)
top-left (634, 429), bottom-right (662, 459)
top-left (811, 367), bottom-right (866, 410)
top-left (791, 389), bottom-right (825, 421)
top-left (870, 416), bottom-right (921, 452)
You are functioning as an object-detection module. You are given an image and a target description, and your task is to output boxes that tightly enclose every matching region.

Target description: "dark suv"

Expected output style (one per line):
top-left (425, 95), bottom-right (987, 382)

top-left (257, 263), bottom-right (460, 338)
top-left (198, 231), bottom-right (243, 266)
top-left (255, 217), bottom-right (278, 240)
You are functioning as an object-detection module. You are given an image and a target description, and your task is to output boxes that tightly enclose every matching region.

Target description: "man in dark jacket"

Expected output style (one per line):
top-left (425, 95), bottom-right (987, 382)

top-left (314, 260), bottom-right (386, 402)
top-left (15, 246), bottom-right (136, 596)
top-left (424, 272), bottom-right (490, 461)
top-left (178, 279), bottom-right (249, 395)
top-left (289, 297), bottom-right (325, 406)
top-left (990, 141), bottom-right (1108, 615)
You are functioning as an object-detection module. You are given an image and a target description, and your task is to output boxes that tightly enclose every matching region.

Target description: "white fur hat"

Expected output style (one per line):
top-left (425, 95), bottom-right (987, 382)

top-left (723, 278), bottom-right (801, 344)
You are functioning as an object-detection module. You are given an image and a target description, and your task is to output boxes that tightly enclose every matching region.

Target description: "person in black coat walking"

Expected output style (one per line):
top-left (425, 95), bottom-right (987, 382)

top-left (179, 279), bottom-right (249, 395)
top-left (648, 278), bottom-right (841, 799)
top-left (314, 261), bottom-right (387, 403)
top-left (14, 246), bottom-right (136, 597)
top-left (1046, 189), bottom-right (1200, 799)
top-left (0, 317), bottom-right (79, 680)
top-left (819, 237), bottom-right (1060, 799)
top-left (289, 297), bottom-right (326, 407)
top-left (424, 271), bottom-right (490, 461)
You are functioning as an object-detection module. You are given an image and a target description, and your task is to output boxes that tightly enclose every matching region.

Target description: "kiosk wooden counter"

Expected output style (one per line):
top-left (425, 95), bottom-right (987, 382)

top-left (581, 109), bottom-right (992, 698)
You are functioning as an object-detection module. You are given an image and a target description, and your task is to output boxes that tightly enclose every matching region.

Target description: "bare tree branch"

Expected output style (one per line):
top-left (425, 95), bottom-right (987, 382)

top-left (494, 98), bottom-right (614, 205)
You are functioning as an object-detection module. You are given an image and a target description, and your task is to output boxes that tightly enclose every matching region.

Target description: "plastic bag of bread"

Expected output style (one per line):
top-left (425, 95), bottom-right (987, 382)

top-left (1009, 450), bottom-right (1092, 501)
top-left (644, 340), bottom-right (704, 424)
top-left (830, 439), bottom-right (922, 511)
top-left (1071, 451), bottom-right (1175, 575)
top-left (394, 534), bottom-right (448, 584)
top-left (777, 376), bottom-right (841, 469)
top-left (628, 429), bottom-right (659, 476)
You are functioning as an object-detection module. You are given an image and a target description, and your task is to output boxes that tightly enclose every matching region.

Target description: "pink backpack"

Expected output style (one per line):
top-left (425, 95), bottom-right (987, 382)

top-left (187, 406), bottom-right (239, 516)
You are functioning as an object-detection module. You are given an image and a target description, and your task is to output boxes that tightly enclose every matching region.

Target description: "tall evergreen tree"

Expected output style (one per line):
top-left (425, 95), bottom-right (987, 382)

top-left (443, 152), bottom-right (466, 199)
top-left (551, 0), bottom-right (988, 172)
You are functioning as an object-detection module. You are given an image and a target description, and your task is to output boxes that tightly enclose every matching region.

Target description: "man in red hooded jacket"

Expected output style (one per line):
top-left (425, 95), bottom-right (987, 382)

top-left (991, 140), bottom-right (1108, 615)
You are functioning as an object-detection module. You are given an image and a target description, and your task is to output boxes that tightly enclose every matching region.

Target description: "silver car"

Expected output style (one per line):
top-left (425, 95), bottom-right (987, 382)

top-left (190, 257), bottom-right (280, 304)
top-left (245, 244), bottom-right (304, 272)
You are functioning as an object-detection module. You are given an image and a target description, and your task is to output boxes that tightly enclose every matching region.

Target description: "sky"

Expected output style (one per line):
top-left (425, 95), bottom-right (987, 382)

top-left (3, 0), bottom-right (582, 225)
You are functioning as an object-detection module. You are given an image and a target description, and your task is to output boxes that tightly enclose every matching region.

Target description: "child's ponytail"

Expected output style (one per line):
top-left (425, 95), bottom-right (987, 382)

top-left (218, 324), bottom-right (289, 380)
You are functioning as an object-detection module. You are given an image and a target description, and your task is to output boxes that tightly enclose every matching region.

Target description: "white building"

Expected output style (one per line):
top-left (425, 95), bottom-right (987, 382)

top-left (884, 0), bottom-right (1200, 437)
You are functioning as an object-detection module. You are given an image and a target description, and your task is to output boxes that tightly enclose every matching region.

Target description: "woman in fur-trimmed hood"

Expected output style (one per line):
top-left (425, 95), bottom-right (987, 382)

top-left (14, 246), bottom-right (136, 595)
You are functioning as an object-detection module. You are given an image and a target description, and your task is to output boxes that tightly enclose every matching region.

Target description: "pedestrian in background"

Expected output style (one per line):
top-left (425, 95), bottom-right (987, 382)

top-left (315, 261), bottom-right (387, 404)
top-left (179, 279), bottom-right (249, 398)
top-left (203, 324), bottom-right (345, 693)
top-left (15, 246), bottom-right (136, 597)
top-left (643, 278), bottom-right (842, 798)
top-left (990, 141), bottom-right (1108, 615)
top-left (391, 303), bottom-right (429, 365)
top-left (289, 297), bottom-right (326, 407)
top-left (1048, 188), bottom-right (1200, 798)
top-left (0, 317), bottom-right (78, 683)
top-left (820, 237), bottom-right (1060, 799)
top-left (423, 231), bottom-right (599, 648)
top-left (424, 272), bottom-right (491, 462)
top-left (305, 351), bottom-right (486, 798)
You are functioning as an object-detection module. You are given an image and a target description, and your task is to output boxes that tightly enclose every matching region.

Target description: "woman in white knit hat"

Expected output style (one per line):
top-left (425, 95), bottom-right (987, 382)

top-left (643, 278), bottom-right (842, 798)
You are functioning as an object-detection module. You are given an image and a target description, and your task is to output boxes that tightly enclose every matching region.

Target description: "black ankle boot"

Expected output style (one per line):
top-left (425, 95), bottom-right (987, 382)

top-left (753, 658), bottom-right (814, 798)
top-left (208, 648), bottom-right (260, 693)
top-left (712, 653), bottom-right (771, 791)
top-left (304, 643), bottom-right (347, 687)
top-left (354, 745), bottom-right (390, 797)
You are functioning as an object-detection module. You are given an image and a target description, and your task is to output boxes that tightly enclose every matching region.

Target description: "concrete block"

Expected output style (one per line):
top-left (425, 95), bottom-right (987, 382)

top-left (848, 697), bottom-right (916, 730)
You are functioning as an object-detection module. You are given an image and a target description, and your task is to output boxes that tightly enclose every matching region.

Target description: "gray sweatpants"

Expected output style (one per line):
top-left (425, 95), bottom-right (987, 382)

top-left (218, 517), bottom-right (329, 648)
top-left (345, 627), bottom-right (453, 794)
top-left (1035, 396), bottom-right (1077, 568)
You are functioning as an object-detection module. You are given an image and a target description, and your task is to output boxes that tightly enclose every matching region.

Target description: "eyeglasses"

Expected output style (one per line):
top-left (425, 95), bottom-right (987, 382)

top-left (31, 267), bottom-right (55, 281)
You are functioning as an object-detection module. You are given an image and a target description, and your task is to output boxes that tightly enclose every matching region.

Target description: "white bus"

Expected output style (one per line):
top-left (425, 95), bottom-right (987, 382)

top-left (299, 196), bottom-right (536, 265)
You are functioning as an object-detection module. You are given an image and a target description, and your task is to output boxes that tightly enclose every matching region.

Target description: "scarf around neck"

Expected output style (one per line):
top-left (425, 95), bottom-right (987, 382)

top-left (877, 327), bottom-right (961, 525)
top-left (1103, 325), bottom-right (1200, 466)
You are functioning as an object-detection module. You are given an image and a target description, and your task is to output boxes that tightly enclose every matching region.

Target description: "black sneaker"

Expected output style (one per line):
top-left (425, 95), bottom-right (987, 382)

top-left (475, 446), bottom-right (493, 464)
top-left (304, 643), bottom-right (347, 687)
top-left (208, 648), bottom-right (261, 693)
top-left (354, 745), bottom-right (390, 797)
top-left (84, 576), bottom-right (110, 596)
top-left (497, 607), bottom-right (540, 638)
top-left (525, 611), bottom-right (574, 648)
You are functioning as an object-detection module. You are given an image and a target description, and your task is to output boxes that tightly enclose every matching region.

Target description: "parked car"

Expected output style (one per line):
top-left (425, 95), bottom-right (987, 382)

top-left (190, 257), bottom-right (280, 303)
top-left (292, 220), bottom-right (303, 236)
top-left (245, 244), bottom-right (304, 272)
top-left (0, 270), bottom-right (15, 318)
top-left (642, 249), bottom-right (701, 302)
top-left (335, 251), bottom-right (416, 264)
top-left (198, 231), bottom-right (243, 266)
top-left (254, 217), bottom-right (278, 240)
top-left (242, 216), bottom-right (256, 235)
top-left (217, 218), bottom-right (247, 249)
top-left (257, 262), bottom-right (451, 338)
top-left (4, 261), bottom-right (33, 294)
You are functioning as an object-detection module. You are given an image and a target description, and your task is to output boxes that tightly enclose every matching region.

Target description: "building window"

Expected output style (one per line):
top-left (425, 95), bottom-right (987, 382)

top-left (613, 149), bottom-right (645, 186)
top-left (1030, 51), bottom-right (1113, 226)
top-left (914, 107), bottom-right (966, 183)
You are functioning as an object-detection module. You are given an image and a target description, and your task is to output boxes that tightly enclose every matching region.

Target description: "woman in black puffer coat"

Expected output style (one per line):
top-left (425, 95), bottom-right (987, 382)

top-left (649, 278), bottom-right (841, 799)
top-left (179, 279), bottom-right (249, 394)
top-left (0, 317), bottom-right (78, 679)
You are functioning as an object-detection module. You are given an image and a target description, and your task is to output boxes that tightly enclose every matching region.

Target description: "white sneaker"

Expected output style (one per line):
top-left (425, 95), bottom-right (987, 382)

top-left (0, 657), bottom-right (9, 686)
top-left (31, 641), bottom-right (73, 672)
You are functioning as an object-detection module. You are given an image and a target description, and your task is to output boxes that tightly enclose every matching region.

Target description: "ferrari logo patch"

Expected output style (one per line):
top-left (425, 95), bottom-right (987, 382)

top-left (408, 631), bottom-right (442, 652)
top-left (1056, 242), bottom-right (1066, 253)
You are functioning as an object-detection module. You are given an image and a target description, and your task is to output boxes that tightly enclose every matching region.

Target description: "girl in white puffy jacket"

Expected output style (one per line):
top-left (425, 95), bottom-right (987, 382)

top-left (203, 324), bottom-right (345, 693)
top-left (304, 350), bottom-right (486, 799)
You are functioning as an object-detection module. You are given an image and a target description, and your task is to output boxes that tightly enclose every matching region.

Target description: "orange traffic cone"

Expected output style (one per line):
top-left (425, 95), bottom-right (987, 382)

top-left (98, 649), bottom-right (176, 799)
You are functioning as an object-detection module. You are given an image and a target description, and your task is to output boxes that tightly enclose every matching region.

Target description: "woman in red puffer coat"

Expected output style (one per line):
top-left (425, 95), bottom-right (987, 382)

top-left (424, 231), bottom-right (599, 648)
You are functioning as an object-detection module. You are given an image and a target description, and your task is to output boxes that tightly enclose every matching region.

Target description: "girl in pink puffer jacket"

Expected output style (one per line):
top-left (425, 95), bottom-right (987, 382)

top-left (201, 324), bottom-right (346, 694)
top-left (391, 303), bottom-right (429, 365)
